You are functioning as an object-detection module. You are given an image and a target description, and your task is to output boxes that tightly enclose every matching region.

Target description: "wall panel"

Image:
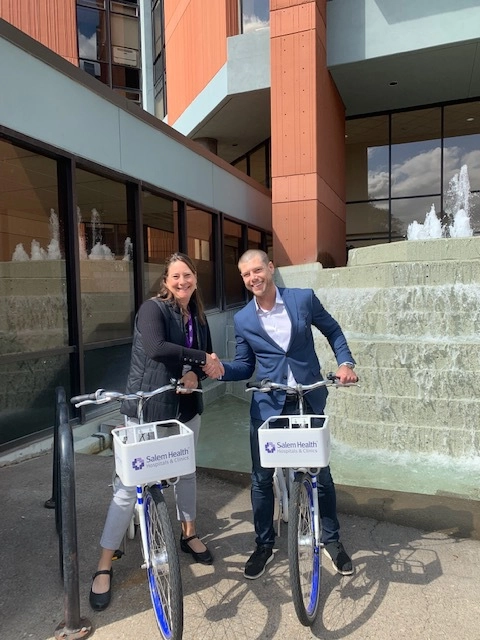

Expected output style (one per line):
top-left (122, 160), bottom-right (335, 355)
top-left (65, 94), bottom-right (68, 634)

top-left (0, 0), bottom-right (77, 65)
top-left (165, 0), bottom-right (230, 124)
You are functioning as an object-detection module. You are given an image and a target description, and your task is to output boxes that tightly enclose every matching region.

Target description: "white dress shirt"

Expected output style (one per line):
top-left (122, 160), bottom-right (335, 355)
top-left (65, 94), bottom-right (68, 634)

top-left (255, 288), bottom-right (297, 388)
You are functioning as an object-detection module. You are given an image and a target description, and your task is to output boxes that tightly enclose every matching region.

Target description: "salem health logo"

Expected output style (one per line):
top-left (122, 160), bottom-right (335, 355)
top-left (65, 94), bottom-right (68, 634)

top-left (132, 457), bottom-right (145, 471)
top-left (264, 442), bottom-right (276, 454)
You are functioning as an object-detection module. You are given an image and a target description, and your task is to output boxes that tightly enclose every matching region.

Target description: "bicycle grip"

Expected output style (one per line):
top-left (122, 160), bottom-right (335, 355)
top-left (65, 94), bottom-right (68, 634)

top-left (246, 379), bottom-right (271, 389)
top-left (70, 390), bottom-right (103, 404)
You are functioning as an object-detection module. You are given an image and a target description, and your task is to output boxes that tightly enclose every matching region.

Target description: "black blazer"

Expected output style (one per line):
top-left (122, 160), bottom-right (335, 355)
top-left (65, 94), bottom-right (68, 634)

top-left (121, 298), bottom-right (212, 422)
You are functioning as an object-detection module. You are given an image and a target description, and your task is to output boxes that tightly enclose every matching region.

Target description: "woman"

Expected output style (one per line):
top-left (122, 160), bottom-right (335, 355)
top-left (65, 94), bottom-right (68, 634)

top-left (90, 252), bottom-right (219, 612)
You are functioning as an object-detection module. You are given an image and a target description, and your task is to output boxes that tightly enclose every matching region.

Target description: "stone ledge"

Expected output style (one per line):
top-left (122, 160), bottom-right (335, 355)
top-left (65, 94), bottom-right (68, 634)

top-left (198, 467), bottom-right (480, 540)
top-left (348, 237), bottom-right (480, 266)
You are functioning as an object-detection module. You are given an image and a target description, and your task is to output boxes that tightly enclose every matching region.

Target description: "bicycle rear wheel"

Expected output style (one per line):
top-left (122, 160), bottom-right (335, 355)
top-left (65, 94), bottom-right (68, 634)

top-left (145, 486), bottom-right (183, 640)
top-left (288, 472), bottom-right (321, 626)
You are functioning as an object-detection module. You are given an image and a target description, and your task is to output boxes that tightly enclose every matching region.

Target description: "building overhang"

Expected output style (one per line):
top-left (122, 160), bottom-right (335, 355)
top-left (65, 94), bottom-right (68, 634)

top-left (330, 42), bottom-right (480, 118)
top-left (172, 29), bottom-right (271, 164)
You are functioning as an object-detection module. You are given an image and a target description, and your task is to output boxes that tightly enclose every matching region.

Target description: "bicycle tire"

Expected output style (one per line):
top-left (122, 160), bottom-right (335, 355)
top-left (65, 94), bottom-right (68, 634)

top-left (288, 472), bottom-right (321, 626)
top-left (145, 485), bottom-right (183, 640)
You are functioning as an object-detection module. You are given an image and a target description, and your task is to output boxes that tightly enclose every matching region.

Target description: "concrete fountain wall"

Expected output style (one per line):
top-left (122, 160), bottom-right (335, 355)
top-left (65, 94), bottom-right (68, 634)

top-left (275, 237), bottom-right (480, 459)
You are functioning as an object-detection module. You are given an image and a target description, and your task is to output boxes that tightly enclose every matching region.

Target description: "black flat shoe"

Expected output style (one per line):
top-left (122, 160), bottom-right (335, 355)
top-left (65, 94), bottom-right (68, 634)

top-left (89, 568), bottom-right (113, 612)
top-left (180, 534), bottom-right (213, 565)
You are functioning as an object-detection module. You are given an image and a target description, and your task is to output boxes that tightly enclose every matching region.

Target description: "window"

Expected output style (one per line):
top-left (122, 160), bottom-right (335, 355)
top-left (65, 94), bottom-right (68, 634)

top-left (391, 109), bottom-right (441, 198)
top-left (224, 219), bottom-right (245, 306)
top-left (152, 0), bottom-right (166, 118)
top-left (444, 103), bottom-right (480, 231)
top-left (0, 140), bottom-right (66, 354)
top-left (0, 140), bottom-right (70, 444)
top-left (232, 139), bottom-right (271, 188)
top-left (241, 0), bottom-right (270, 33)
top-left (142, 190), bottom-right (177, 298)
top-left (75, 167), bottom-right (134, 344)
top-left (346, 101), bottom-right (480, 247)
top-left (249, 145), bottom-right (268, 187)
top-left (248, 227), bottom-right (262, 250)
top-left (186, 207), bottom-right (216, 309)
top-left (76, 0), bottom-right (141, 104)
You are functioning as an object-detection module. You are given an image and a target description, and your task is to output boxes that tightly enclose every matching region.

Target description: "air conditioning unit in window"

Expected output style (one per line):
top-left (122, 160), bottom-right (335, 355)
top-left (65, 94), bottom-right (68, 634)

top-left (80, 60), bottom-right (101, 78)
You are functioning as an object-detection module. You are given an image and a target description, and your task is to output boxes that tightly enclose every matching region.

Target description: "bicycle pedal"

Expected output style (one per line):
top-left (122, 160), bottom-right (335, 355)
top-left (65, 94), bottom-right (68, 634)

top-left (112, 549), bottom-right (124, 560)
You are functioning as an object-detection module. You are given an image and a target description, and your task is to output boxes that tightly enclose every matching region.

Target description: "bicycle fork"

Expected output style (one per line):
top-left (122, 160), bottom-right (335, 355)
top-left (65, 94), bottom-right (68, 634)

top-left (297, 473), bottom-right (322, 553)
top-left (310, 474), bottom-right (322, 552)
top-left (136, 485), bottom-right (150, 570)
top-left (137, 485), bottom-right (171, 575)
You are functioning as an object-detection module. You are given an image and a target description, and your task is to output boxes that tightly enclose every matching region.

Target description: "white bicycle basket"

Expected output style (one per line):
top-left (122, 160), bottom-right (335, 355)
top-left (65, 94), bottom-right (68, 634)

top-left (112, 419), bottom-right (195, 485)
top-left (258, 415), bottom-right (331, 468)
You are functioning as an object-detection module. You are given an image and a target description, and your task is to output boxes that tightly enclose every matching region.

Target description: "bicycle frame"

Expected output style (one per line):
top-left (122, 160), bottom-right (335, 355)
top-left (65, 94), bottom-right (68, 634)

top-left (71, 381), bottom-right (199, 640)
top-left (246, 374), bottom-right (356, 626)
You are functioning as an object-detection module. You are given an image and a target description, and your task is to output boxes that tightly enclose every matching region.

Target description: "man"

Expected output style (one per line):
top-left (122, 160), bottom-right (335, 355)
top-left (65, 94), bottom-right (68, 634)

top-left (203, 249), bottom-right (358, 579)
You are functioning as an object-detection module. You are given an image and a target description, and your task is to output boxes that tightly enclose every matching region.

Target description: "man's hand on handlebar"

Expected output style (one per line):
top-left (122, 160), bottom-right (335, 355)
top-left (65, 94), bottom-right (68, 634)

top-left (334, 364), bottom-right (358, 385)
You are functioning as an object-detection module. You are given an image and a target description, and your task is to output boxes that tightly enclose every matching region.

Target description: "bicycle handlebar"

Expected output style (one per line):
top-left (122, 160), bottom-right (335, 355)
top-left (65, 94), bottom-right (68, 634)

top-left (245, 372), bottom-right (357, 396)
top-left (70, 379), bottom-right (202, 408)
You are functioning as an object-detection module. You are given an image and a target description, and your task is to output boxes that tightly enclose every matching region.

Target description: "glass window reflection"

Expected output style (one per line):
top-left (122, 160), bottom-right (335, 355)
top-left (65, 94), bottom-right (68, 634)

top-left (242, 0), bottom-right (270, 33)
top-left (346, 115), bottom-right (389, 201)
top-left (75, 168), bottom-right (134, 344)
top-left (346, 201), bottom-right (389, 240)
top-left (391, 109), bottom-right (441, 197)
top-left (250, 146), bottom-right (267, 187)
top-left (83, 344), bottom-right (131, 418)
top-left (444, 102), bottom-right (480, 192)
top-left (76, 0), bottom-right (141, 102)
top-left (346, 103), bottom-right (480, 245)
top-left (186, 207), bottom-right (216, 309)
top-left (248, 227), bottom-right (262, 249)
top-left (224, 219), bottom-right (245, 306)
top-left (77, 5), bottom-right (107, 61)
top-left (0, 140), bottom-right (67, 355)
top-left (0, 354), bottom-right (71, 445)
top-left (141, 190), bottom-right (177, 298)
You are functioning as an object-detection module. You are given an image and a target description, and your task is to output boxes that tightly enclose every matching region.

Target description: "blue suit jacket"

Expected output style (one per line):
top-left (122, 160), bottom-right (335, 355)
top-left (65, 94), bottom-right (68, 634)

top-left (222, 287), bottom-right (355, 421)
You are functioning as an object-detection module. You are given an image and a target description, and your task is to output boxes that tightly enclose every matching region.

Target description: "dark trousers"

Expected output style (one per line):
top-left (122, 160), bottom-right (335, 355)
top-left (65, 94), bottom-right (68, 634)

top-left (250, 397), bottom-right (340, 548)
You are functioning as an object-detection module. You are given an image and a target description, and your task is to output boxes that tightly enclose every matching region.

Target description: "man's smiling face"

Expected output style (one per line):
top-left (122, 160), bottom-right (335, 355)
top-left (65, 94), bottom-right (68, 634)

top-left (238, 255), bottom-right (275, 303)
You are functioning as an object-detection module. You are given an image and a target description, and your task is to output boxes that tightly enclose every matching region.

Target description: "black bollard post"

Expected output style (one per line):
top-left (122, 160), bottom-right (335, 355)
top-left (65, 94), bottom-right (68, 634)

top-left (45, 386), bottom-right (66, 512)
top-left (54, 407), bottom-right (92, 640)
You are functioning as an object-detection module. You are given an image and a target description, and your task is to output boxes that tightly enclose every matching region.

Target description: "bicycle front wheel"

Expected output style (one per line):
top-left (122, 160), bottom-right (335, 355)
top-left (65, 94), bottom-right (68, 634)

top-left (288, 472), bottom-right (321, 626)
top-left (145, 486), bottom-right (183, 640)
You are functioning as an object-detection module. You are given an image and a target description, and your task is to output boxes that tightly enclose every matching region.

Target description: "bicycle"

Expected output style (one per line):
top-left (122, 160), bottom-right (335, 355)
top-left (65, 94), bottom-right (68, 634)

top-left (246, 373), bottom-right (355, 627)
top-left (71, 380), bottom-right (200, 640)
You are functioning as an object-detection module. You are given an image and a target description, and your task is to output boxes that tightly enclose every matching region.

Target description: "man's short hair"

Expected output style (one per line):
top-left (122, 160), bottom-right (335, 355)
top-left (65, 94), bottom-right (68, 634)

top-left (238, 249), bottom-right (270, 267)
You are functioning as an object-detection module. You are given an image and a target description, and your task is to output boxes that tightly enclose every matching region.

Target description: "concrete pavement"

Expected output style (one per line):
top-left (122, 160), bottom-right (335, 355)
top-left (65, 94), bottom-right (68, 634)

top-left (1, 450), bottom-right (479, 640)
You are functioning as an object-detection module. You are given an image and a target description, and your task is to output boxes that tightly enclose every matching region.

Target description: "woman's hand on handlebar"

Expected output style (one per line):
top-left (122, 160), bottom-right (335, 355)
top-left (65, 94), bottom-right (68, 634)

top-left (177, 370), bottom-right (198, 393)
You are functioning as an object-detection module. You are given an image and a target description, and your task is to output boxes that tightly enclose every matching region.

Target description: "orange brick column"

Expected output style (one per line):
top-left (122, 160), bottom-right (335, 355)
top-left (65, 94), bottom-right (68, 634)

top-left (270, 0), bottom-right (346, 267)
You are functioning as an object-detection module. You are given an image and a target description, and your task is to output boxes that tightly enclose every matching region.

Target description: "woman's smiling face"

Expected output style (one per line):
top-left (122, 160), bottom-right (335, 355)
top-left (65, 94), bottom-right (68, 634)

top-left (164, 259), bottom-right (197, 308)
